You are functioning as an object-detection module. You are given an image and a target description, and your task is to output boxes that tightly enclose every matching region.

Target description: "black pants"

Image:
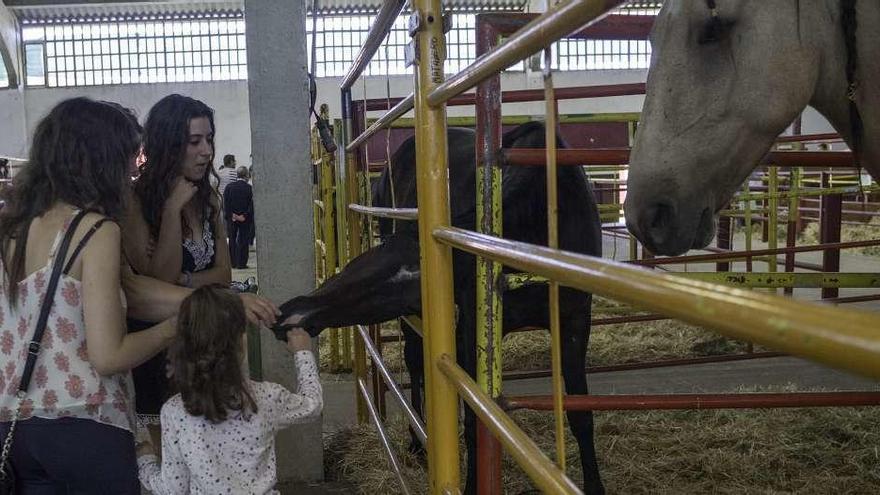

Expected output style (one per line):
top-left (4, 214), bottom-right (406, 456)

top-left (0, 417), bottom-right (140, 494)
top-left (228, 219), bottom-right (254, 269)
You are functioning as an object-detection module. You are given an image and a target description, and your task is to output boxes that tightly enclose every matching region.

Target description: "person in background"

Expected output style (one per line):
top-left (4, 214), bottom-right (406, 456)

top-left (136, 285), bottom-right (321, 494)
top-left (224, 166), bottom-right (255, 269)
top-left (0, 98), bottom-right (176, 493)
top-left (217, 154), bottom-right (238, 199)
top-left (122, 93), bottom-right (232, 443)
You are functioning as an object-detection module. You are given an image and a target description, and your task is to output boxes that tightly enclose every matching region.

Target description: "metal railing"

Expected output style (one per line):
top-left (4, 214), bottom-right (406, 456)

top-left (333, 0), bottom-right (880, 492)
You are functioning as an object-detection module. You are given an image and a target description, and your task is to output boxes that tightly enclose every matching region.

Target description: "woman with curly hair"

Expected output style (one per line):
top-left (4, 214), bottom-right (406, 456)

top-left (124, 94), bottom-right (232, 288)
top-left (0, 98), bottom-right (177, 493)
top-left (135, 285), bottom-right (321, 494)
top-left (122, 93), bottom-right (233, 435)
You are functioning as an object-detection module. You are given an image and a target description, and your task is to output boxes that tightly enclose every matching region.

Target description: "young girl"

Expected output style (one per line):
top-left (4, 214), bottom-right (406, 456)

top-left (136, 285), bottom-right (322, 494)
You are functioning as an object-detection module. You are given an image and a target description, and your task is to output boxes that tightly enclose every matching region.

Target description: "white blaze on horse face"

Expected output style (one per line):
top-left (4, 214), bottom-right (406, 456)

top-left (625, 0), bottom-right (820, 256)
top-left (282, 313), bottom-right (306, 327)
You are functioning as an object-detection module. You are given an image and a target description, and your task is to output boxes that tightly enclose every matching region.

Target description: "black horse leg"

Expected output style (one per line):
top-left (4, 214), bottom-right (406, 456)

top-left (560, 297), bottom-right (605, 495)
top-left (402, 319), bottom-right (426, 456)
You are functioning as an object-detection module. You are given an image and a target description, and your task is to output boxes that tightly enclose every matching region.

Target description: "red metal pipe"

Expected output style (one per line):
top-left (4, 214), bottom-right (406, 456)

top-left (820, 174), bottom-right (842, 299)
top-left (503, 148), bottom-right (631, 165)
top-left (501, 392), bottom-right (880, 412)
top-left (822, 294), bottom-right (880, 304)
top-left (503, 148), bottom-right (859, 168)
top-left (478, 13), bottom-right (653, 39)
top-left (716, 215), bottom-right (732, 272)
top-left (363, 83), bottom-right (647, 111)
top-left (474, 14), bottom-right (504, 495)
top-left (775, 132), bottom-right (841, 143)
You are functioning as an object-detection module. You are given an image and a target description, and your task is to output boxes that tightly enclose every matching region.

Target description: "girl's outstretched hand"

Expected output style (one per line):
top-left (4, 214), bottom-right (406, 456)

top-left (286, 328), bottom-right (312, 353)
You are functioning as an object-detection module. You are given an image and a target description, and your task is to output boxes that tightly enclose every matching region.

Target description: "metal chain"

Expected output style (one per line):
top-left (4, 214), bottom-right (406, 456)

top-left (0, 394), bottom-right (23, 481)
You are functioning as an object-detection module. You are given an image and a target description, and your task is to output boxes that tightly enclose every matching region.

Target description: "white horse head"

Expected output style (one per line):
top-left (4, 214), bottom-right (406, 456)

top-left (625, 0), bottom-right (879, 256)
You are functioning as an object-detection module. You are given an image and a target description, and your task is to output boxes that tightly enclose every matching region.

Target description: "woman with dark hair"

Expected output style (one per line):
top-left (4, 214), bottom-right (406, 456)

top-left (125, 94), bottom-right (232, 288)
top-left (121, 93), bottom-right (233, 438)
top-left (0, 97), bottom-right (176, 493)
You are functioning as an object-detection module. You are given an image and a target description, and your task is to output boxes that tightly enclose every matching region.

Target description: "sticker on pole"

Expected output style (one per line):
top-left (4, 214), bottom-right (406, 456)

top-left (429, 36), bottom-right (443, 84)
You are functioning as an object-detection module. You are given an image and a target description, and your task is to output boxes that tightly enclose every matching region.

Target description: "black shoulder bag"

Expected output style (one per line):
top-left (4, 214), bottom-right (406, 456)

top-left (0, 210), bottom-right (90, 494)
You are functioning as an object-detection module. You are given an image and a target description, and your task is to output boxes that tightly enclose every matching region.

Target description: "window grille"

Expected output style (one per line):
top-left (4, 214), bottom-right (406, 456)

top-left (553, 39), bottom-right (651, 71)
top-left (19, 4), bottom-right (659, 88)
top-left (0, 59), bottom-right (9, 88)
top-left (306, 13), bottom-right (476, 77)
top-left (21, 12), bottom-right (246, 87)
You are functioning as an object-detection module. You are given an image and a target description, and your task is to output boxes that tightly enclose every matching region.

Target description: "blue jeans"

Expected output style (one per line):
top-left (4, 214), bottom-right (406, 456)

top-left (0, 416), bottom-right (139, 494)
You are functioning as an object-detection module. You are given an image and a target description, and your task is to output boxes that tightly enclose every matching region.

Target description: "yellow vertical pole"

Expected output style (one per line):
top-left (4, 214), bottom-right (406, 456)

top-left (312, 125), bottom-right (323, 284)
top-left (320, 106), bottom-right (341, 372)
top-left (543, 47), bottom-right (566, 471)
top-left (342, 90), bottom-right (368, 423)
top-left (768, 166), bottom-right (779, 282)
top-left (789, 168), bottom-right (802, 233)
top-left (475, 164), bottom-right (502, 399)
top-left (743, 180), bottom-right (753, 272)
top-left (412, 0), bottom-right (460, 491)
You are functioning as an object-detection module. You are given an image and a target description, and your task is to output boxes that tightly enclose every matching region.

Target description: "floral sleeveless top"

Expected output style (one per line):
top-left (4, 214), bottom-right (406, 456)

top-left (0, 212), bottom-right (136, 432)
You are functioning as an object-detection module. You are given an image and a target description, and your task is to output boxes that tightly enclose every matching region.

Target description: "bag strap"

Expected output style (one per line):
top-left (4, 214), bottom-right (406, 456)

top-left (18, 209), bottom-right (89, 394)
top-left (62, 218), bottom-right (109, 275)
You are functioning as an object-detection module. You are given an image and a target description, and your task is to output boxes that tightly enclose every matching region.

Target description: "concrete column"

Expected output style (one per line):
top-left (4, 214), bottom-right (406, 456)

top-left (0, 1), bottom-right (20, 87)
top-left (244, 0), bottom-right (321, 483)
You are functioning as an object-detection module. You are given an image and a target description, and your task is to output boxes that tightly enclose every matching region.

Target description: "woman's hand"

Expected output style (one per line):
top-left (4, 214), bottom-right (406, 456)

top-left (165, 177), bottom-right (198, 213)
top-left (240, 293), bottom-right (280, 326)
top-left (286, 328), bottom-right (312, 353)
top-left (135, 429), bottom-right (155, 457)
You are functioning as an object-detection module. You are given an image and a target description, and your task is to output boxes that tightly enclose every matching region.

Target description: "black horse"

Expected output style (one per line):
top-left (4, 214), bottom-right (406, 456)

top-left (276, 121), bottom-right (604, 494)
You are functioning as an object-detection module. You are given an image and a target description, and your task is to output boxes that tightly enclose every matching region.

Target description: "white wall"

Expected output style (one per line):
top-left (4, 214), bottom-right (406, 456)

top-left (1, 80), bottom-right (251, 166)
top-left (1, 67), bottom-right (844, 162)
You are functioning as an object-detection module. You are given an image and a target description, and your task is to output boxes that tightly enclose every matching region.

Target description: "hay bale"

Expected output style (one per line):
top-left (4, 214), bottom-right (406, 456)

top-left (800, 216), bottom-right (880, 257)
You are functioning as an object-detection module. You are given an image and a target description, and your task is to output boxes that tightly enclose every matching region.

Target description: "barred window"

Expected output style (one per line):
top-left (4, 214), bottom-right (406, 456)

top-left (0, 60), bottom-right (9, 88)
top-left (306, 13), bottom-right (476, 77)
top-left (553, 39), bottom-right (651, 71)
top-left (307, 10), bottom-right (650, 78)
top-left (617, 2), bottom-right (663, 15)
top-left (21, 12), bottom-right (247, 87)
top-left (20, 5), bottom-right (657, 88)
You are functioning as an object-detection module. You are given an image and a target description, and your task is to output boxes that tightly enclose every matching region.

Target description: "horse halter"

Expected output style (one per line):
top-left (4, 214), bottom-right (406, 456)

top-left (697, 0), bottom-right (728, 44)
